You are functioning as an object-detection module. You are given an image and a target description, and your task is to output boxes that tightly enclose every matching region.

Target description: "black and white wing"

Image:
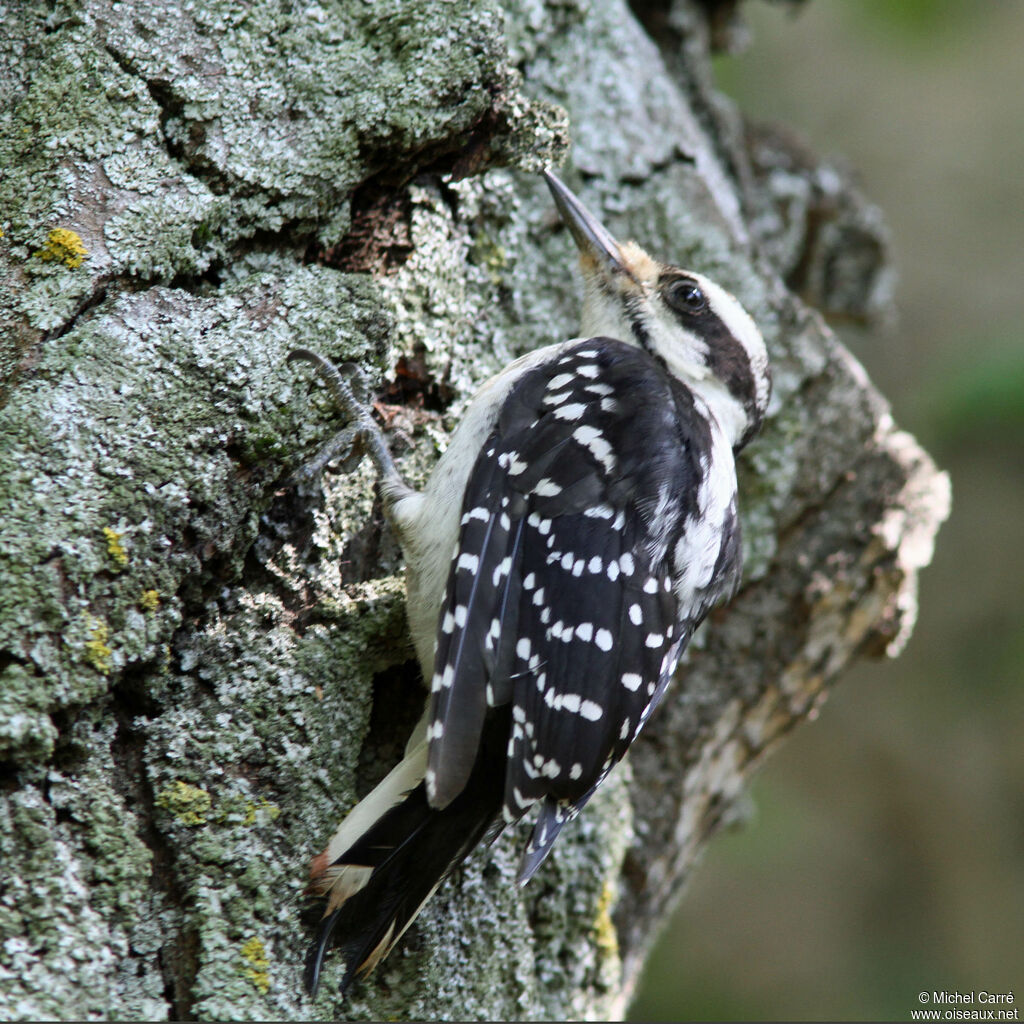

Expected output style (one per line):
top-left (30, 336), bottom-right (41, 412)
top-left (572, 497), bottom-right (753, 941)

top-left (425, 338), bottom-right (741, 879)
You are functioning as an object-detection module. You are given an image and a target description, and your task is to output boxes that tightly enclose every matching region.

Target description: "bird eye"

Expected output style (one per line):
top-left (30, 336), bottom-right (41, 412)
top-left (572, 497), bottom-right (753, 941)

top-left (666, 279), bottom-right (707, 315)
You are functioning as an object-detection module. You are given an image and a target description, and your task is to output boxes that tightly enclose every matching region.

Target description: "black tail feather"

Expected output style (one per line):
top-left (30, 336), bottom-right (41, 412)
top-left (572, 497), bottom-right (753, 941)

top-left (305, 907), bottom-right (343, 996)
top-left (305, 712), bottom-right (509, 998)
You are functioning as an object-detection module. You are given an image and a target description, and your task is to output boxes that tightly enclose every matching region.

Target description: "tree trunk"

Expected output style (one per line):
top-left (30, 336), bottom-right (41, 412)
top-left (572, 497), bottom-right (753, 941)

top-left (0, 0), bottom-right (949, 1019)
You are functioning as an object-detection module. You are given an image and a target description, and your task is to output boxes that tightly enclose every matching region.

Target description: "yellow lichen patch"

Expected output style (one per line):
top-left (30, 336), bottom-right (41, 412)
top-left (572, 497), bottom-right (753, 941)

top-left (102, 526), bottom-right (128, 569)
top-left (139, 589), bottom-right (160, 612)
top-left (593, 878), bottom-right (619, 961)
top-left (243, 799), bottom-right (281, 827)
top-left (35, 228), bottom-right (88, 268)
top-left (471, 229), bottom-right (508, 285)
top-left (240, 937), bottom-right (271, 994)
top-left (84, 615), bottom-right (113, 674)
top-left (155, 780), bottom-right (212, 826)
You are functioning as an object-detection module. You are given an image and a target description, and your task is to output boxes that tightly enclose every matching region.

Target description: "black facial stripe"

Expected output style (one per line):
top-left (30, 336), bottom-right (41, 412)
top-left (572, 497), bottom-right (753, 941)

top-left (687, 312), bottom-right (759, 439)
top-left (658, 273), bottom-right (757, 421)
top-left (705, 321), bottom-right (756, 414)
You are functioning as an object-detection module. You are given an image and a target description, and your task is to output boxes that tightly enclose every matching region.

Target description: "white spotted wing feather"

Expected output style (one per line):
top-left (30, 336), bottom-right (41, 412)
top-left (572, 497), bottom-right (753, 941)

top-left (425, 338), bottom-right (742, 879)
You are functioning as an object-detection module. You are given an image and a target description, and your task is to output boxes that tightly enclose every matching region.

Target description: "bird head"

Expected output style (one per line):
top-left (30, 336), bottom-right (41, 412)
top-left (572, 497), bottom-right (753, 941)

top-left (544, 169), bottom-right (771, 450)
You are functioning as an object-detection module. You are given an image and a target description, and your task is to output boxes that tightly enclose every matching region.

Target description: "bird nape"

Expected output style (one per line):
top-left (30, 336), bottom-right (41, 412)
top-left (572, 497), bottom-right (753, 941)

top-left (291, 168), bottom-right (770, 998)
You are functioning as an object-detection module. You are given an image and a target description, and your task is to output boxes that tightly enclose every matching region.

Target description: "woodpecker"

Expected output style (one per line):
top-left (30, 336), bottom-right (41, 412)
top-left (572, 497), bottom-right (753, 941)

top-left (292, 170), bottom-right (771, 997)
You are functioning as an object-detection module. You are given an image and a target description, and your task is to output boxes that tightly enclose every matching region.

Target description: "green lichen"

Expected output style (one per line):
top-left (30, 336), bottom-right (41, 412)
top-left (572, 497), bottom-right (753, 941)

top-left (0, 664), bottom-right (59, 761)
top-left (0, 710), bottom-right (160, 1019)
top-left (155, 781), bottom-right (212, 826)
top-left (0, 15), bottom-right (162, 248)
top-left (34, 228), bottom-right (88, 268)
top-left (0, 257), bottom-right (394, 754)
top-left (102, 526), bottom-right (128, 569)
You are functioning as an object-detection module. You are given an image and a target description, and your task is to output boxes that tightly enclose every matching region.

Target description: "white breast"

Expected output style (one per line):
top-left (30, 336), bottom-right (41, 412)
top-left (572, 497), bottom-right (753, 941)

top-left (672, 407), bottom-right (737, 615)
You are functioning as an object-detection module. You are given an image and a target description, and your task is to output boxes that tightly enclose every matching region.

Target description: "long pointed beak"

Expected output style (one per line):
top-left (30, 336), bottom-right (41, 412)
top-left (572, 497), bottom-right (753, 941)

top-left (543, 170), bottom-right (637, 283)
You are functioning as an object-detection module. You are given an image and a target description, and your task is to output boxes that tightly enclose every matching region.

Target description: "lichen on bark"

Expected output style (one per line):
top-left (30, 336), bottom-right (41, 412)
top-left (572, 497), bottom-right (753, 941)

top-left (0, 0), bottom-right (948, 1020)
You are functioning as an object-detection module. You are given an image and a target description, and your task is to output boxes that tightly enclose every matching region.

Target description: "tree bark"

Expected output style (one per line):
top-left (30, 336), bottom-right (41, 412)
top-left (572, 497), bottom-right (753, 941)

top-left (0, 0), bottom-right (949, 1019)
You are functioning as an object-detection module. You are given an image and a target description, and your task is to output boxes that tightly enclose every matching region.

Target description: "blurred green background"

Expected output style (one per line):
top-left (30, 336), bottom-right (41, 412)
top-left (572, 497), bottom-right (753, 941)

top-left (630, 2), bottom-right (1024, 1020)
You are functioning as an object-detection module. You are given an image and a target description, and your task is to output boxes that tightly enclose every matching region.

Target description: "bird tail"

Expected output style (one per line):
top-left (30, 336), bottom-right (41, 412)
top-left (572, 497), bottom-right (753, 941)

top-left (304, 719), bottom-right (506, 997)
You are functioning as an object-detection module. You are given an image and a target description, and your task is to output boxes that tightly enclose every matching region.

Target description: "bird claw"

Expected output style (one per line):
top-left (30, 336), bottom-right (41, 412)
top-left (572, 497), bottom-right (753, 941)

top-left (288, 425), bottom-right (367, 483)
top-left (288, 349), bottom-right (372, 427)
top-left (336, 362), bottom-right (373, 407)
top-left (288, 349), bottom-right (405, 491)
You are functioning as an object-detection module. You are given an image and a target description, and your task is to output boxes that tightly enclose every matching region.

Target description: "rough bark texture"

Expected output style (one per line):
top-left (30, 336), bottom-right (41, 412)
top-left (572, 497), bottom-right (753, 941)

top-left (0, 0), bottom-right (948, 1020)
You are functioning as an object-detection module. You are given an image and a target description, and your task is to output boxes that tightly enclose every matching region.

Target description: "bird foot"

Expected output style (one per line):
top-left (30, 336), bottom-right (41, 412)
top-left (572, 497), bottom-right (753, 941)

top-left (287, 349), bottom-right (403, 489)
